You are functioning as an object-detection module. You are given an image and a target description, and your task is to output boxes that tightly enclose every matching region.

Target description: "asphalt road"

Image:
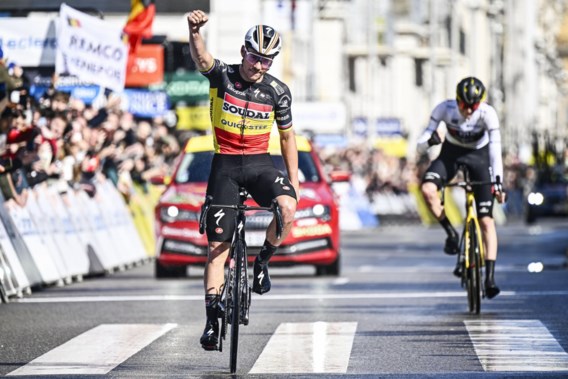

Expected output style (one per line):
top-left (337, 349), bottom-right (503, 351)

top-left (1, 219), bottom-right (568, 378)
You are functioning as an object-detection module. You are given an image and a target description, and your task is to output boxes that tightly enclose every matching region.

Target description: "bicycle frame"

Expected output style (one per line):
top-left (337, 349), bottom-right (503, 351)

top-left (198, 188), bottom-right (283, 374)
top-left (443, 165), bottom-right (500, 313)
top-left (462, 189), bottom-right (485, 273)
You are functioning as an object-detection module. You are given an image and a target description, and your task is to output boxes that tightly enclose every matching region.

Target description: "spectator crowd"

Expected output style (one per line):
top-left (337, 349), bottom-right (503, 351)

top-left (0, 56), bottom-right (180, 208)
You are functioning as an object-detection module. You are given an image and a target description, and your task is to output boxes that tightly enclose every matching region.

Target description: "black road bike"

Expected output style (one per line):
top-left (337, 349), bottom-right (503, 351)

top-left (442, 165), bottom-right (501, 314)
top-left (199, 188), bottom-right (283, 374)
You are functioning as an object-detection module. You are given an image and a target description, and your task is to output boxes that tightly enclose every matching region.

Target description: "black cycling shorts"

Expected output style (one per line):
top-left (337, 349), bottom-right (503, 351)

top-left (205, 153), bottom-right (297, 242)
top-left (422, 143), bottom-right (494, 218)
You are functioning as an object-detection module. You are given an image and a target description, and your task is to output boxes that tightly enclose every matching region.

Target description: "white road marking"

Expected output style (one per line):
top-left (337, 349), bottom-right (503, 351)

top-left (16, 290), bottom-right (568, 303)
top-left (465, 320), bottom-right (568, 372)
top-left (249, 322), bottom-right (357, 374)
top-left (7, 323), bottom-right (177, 376)
top-left (13, 290), bottom-right (541, 303)
top-left (332, 277), bottom-right (350, 285)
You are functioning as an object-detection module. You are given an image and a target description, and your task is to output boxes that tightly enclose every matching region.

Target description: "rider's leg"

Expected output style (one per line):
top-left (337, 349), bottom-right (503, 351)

top-left (253, 194), bottom-right (297, 295)
top-left (421, 181), bottom-right (459, 255)
top-left (200, 241), bottom-right (230, 349)
top-left (479, 216), bottom-right (500, 298)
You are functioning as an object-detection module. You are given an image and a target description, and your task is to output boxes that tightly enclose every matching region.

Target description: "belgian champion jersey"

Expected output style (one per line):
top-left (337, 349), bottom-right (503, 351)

top-left (200, 59), bottom-right (293, 154)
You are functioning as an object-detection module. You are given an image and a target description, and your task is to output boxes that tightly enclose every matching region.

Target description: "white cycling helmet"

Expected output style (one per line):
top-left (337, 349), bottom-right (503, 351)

top-left (244, 25), bottom-right (282, 57)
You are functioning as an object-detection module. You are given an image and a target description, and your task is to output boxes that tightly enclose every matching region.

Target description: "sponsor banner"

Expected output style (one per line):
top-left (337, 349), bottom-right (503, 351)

top-left (293, 102), bottom-right (347, 134)
top-left (176, 105), bottom-right (210, 131)
top-left (352, 117), bottom-right (404, 138)
top-left (0, 18), bottom-right (57, 66)
top-left (57, 85), bottom-right (101, 105)
top-left (162, 71), bottom-right (209, 104)
top-left (56, 4), bottom-right (128, 92)
top-left (123, 89), bottom-right (169, 117)
top-left (125, 44), bottom-right (164, 87)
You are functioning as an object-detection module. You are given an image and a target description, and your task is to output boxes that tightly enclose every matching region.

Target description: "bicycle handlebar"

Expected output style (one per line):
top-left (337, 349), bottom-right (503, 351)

top-left (444, 175), bottom-right (501, 189)
top-left (198, 195), bottom-right (284, 240)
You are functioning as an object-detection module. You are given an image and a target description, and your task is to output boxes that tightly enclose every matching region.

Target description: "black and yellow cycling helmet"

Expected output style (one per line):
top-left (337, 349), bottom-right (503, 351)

top-left (456, 77), bottom-right (486, 106)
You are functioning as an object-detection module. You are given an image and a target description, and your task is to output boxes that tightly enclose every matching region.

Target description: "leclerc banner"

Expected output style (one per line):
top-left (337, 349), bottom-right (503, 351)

top-left (55, 4), bottom-right (128, 93)
top-left (0, 18), bottom-right (57, 67)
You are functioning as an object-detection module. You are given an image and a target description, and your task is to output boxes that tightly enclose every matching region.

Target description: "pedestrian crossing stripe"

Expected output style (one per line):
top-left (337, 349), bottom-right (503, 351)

top-left (465, 320), bottom-right (568, 372)
top-left (6, 320), bottom-right (568, 375)
top-left (250, 322), bottom-right (358, 374)
top-left (7, 324), bottom-right (177, 376)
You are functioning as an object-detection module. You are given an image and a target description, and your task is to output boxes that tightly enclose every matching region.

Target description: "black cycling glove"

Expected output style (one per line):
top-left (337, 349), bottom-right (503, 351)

top-left (427, 130), bottom-right (442, 146)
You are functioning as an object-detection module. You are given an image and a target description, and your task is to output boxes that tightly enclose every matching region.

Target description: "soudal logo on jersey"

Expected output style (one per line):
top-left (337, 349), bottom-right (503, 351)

top-left (222, 93), bottom-right (273, 120)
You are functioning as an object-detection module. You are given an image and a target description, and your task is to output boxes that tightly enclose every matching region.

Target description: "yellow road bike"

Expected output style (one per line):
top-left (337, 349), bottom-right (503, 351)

top-left (443, 165), bottom-right (500, 314)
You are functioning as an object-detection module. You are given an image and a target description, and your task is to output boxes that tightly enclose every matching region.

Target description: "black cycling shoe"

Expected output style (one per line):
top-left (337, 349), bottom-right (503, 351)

top-left (200, 319), bottom-right (219, 351)
top-left (444, 234), bottom-right (460, 255)
top-left (252, 258), bottom-right (271, 295)
top-left (485, 279), bottom-right (500, 299)
top-left (453, 261), bottom-right (463, 278)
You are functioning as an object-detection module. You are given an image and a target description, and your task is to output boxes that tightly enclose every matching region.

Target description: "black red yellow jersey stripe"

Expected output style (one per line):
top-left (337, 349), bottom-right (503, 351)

top-left (200, 59), bottom-right (293, 154)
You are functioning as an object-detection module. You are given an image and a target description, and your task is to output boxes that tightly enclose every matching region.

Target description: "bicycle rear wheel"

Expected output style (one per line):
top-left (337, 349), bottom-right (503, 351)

top-left (229, 240), bottom-right (245, 374)
top-left (466, 222), bottom-right (481, 314)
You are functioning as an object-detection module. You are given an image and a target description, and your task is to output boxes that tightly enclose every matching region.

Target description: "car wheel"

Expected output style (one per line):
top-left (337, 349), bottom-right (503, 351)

top-left (155, 260), bottom-right (187, 278)
top-left (315, 255), bottom-right (341, 277)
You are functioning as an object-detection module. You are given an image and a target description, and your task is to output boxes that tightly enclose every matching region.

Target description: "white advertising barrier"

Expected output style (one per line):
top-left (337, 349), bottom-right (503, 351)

top-left (0, 220), bottom-right (30, 298)
top-left (0, 193), bottom-right (43, 288)
top-left (36, 184), bottom-right (90, 279)
top-left (60, 189), bottom-right (106, 275)
top-left (94, 181), bottom-right (138, 266)
top-left (26, 188), bottom-right (73, 284)
top-left (8, 199), bottom-right (63, 285)
top-left (75, 188), bottom-right (125, 270)
top-left (99, 181), bottom-right (147, 263)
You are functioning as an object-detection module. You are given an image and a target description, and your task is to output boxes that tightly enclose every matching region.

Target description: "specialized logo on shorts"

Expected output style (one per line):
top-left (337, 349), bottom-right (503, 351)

top-left (214, 209), bottom-right (225, 226)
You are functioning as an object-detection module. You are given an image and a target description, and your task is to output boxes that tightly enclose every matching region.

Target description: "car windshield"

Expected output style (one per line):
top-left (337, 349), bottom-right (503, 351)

top-left (175, 151), bottom-right (320, 184)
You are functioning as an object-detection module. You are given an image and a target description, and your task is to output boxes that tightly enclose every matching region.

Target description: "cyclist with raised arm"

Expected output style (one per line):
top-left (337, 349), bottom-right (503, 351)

top-left (417, 77), bottom-right (506, 299)
top-left (187, 10), bottom-right (299, 351)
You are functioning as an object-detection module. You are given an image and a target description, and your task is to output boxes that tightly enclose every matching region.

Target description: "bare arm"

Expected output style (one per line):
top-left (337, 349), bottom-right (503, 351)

top-left (280, 129), bottom-right (299, 198)
top-left (187, 10), bottom-right (214, 71)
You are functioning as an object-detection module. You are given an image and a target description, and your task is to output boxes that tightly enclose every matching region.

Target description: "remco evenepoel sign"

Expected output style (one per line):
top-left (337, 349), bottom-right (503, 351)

top-left (55, 4), bottom-right (128, 92)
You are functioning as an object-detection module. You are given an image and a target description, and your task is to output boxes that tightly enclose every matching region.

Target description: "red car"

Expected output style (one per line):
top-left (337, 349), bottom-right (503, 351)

top-left (152, 134), bottom-right (348, 278)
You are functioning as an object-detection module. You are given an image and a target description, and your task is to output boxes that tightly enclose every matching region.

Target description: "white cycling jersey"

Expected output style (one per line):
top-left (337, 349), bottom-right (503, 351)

top-left (417, 99), bottom-right (503, 182)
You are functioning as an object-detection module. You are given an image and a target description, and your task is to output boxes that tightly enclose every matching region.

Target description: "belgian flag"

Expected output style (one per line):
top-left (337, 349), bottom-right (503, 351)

top-left (123, 0), bottom-right (155, 67)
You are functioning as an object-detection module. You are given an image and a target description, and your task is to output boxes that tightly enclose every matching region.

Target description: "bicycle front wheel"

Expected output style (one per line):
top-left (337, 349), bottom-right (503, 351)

top-left (466, 221), bottom-right (481, 314)
top-left (229, 239), bottom-right (245, 374)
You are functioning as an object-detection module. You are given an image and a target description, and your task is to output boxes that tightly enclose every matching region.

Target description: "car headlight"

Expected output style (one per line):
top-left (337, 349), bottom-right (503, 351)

top-left (295, 204), bottom-right (331, 220)
top-left (160, 205), bottom-right (199, 223)
top-left (528, 192), bottom-right (544, 206)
